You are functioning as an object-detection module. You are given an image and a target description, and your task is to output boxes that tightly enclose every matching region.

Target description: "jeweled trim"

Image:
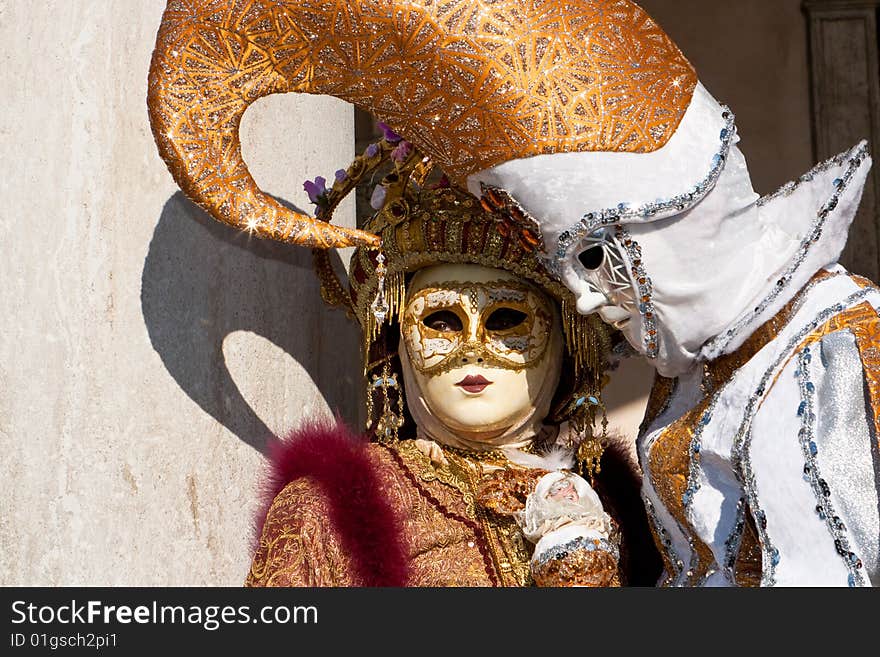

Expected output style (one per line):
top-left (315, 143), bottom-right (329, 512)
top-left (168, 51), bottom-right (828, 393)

top-left (681, 394), bottom-right (721, 511)
top-left (723, 498), bottom-right (748, 583)
top-left (643, 495), bottom-right (684, 587)
top-left (645, 390), bottom-right (720, 585)
top-left (729, 287), bottom-right (876, 586)
top-left (756, 149), bottom-right (857, 207)
top-left (796, 347), bottom-right (866, 587)
top-left (533, 536), bottom-right (620, 567)
top-left (704, 143), bottom-right (870, 356)
top-left (616, 226), bottom-right (659, 358)
top-left (550, 108), bottom-right (737, 277)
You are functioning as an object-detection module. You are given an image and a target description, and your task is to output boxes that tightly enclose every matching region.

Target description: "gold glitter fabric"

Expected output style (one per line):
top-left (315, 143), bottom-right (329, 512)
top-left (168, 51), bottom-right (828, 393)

top-left (476, 467), bottom-right (546, 516)
top-left (532, 546), bottom-right (621, 587)
top-left (148, 0), bottom-right (696, 244)
top-left (733, 510), bottom-right (762, 587)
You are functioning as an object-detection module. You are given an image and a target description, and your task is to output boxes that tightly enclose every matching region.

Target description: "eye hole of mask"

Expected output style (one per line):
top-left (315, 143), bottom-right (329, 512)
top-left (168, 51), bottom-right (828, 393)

top-left (578, 245), bottom-right (605, 271)
top-left (422, 310), bottom-right (463, 332)
top-left (485, 308), bottom-right (528, 331)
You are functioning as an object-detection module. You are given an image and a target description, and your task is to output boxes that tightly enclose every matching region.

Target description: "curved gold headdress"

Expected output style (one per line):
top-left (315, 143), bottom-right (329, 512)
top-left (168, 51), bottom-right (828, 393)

top-left (147, 0), bottom-right (696, 248)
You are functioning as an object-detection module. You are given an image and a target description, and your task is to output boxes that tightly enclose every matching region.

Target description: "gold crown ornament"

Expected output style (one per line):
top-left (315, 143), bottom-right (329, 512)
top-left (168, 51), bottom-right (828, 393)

top-left (147, 0), bottom-right (697, 249)
top-left (308, 138), bottom-right (614, 463)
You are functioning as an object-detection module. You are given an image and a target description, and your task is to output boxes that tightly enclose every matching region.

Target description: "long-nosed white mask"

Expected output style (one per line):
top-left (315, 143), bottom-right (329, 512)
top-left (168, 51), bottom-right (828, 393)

top-left (469, 85), bottom-right (872, 377)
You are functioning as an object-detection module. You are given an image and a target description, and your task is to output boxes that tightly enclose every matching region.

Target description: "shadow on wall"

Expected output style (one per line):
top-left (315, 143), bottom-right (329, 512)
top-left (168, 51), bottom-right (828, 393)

top-left (141, 192), bottom-right (362, 454)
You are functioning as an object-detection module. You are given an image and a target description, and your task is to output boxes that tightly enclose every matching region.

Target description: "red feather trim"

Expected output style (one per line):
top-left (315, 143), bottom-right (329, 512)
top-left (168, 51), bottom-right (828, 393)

top-left (252, 420), bottom-right (410, 586)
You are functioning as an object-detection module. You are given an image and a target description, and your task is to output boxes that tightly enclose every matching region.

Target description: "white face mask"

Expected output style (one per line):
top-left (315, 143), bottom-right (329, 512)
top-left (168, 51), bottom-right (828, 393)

top-left (468, 83), bottom-right (871, 376)
top-left (561, 227), bottom-right (638, 329)
top-left (401, 264), bottom-right (562, 440)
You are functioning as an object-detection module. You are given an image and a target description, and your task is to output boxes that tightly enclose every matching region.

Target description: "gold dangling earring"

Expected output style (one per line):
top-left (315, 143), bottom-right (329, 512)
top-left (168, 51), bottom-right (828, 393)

top-left (573, 389), bottom-right (607, 482)
top-left (370, 252), bottom-right (390, 332)
top-left (371, 360), bottom-right (404, 444)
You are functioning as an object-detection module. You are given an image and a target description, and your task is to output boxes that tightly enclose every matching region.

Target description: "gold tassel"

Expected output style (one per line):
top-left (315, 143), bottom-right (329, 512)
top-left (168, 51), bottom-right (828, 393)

top-left (561, 299), bottom-right (612, 481)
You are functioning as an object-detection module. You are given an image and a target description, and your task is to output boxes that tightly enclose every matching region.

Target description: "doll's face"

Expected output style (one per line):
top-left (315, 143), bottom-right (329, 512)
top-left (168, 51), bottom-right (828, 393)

top-left (402, 264), bottom-right (561, 437)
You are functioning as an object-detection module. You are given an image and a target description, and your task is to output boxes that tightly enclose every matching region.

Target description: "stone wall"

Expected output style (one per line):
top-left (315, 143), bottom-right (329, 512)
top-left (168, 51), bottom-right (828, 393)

top-left (0, 1), bottom-right (358, 585)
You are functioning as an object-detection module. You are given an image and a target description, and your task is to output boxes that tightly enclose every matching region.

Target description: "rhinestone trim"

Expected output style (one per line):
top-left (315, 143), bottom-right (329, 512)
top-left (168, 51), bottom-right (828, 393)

top-left (643, 496), bottom-right (684, 586)
top-left (704, 143), bottom-right (869, 356)
top-left (533, 536), bottom-right (621, 568)
top-left (796, 347), bottom-right (866, 587)
top-left (616, 226), bottom-right (659, 358)
top-left (722, 498), bottom-right (748, 583)
top-left (681, 395), bottom-right (721, 511)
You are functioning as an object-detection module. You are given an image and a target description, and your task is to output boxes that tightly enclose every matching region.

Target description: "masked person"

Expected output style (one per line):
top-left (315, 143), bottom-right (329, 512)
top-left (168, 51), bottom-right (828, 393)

top-left (147, 0), bottom-right (878, 586)
top-left (244, 142), bottom-right (665, 586)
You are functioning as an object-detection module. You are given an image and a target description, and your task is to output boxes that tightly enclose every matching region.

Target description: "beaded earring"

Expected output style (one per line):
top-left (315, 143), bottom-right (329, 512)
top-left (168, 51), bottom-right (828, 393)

top-left (572, 390), bottom-right (608, 481)
top-left (365, 360), bottom-right (405, 444)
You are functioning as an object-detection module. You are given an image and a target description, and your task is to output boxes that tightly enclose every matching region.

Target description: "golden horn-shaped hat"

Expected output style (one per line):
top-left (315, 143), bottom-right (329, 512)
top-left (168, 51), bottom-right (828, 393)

top-left (147, 0), bottom-right (696, 248)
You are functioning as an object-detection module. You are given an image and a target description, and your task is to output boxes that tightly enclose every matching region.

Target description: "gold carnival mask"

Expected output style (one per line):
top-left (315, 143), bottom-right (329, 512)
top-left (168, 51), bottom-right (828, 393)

top-left (402, 279), bottom-right (554, 376)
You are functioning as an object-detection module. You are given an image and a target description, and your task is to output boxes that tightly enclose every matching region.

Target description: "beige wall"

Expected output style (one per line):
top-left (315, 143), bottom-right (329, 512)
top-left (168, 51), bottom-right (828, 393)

top-left (0, 1), bottom-right (357, 585)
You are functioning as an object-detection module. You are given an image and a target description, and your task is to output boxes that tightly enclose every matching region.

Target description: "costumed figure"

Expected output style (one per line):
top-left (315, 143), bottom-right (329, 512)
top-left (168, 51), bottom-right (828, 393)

top-left (147, 0), bottom-right (879, 587)
top-left (147, 2), bottom-right (661, 585)
top-left (457, 2), bottom-right (880, 588)
top-left (243, 144), bottom-right (660, 586)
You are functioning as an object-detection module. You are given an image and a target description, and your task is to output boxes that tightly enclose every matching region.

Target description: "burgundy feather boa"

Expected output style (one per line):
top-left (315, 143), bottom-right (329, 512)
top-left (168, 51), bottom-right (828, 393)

top-left (251, 421), bottom-right (661, 587)
top-left (252, 420), bottom-right (410, 587)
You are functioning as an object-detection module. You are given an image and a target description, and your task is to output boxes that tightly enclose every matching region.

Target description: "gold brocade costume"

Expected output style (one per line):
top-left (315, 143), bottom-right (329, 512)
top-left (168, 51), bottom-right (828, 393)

top-left (247, 440), bottom-right (622, 587)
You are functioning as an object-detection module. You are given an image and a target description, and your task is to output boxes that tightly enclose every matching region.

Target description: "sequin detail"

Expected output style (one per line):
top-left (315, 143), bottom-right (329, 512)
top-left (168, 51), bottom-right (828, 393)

top-left (722, 498), bottom-right (748, 582)
top-left (615, 226), bottom-right (659, 358)
top-left (550, 109), bottom-right (736, 276)
top-left (533, 536), bottom-right (620, 566)
top-left (704, 143), bottom-right (870, 356)
top-left (642, 496), bottom-right (683, 586)
top-left (682, 396), bottom-right (721, 512)
top-left (796, 348), bottom-right (866, 586)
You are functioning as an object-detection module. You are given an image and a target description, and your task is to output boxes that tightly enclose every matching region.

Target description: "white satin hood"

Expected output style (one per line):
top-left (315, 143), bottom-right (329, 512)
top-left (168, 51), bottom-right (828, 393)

top-left (468, 84), bottom-right (873, 377)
